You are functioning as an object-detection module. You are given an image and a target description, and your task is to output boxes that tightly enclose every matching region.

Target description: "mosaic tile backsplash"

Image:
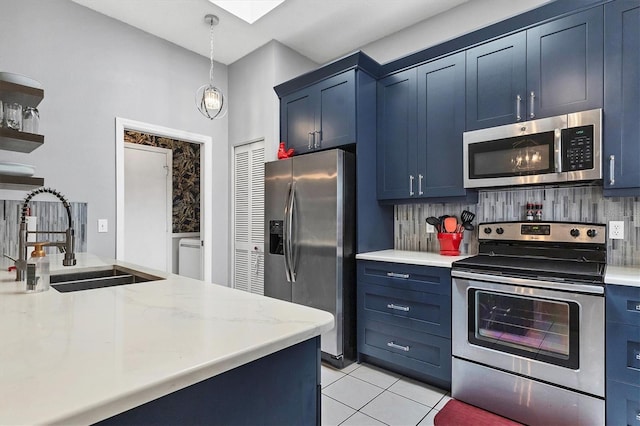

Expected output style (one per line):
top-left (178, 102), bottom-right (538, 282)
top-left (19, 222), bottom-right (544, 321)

top-left (0, 200), bottom-right (87, 261)
top-left (125, 131), bottom-right (201, 233)
top-left (395, 185), bottom-right (639, 266)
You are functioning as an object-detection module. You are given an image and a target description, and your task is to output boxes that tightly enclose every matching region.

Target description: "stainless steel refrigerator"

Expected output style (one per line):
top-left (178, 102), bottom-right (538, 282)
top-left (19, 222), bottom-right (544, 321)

top-left (264, 148), bottom-right (356, 367)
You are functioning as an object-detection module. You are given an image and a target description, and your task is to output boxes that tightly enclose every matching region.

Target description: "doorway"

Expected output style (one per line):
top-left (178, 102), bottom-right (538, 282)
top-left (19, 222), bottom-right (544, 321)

top-left (115, 118), bottom-right (213, 282)
top-left (232, 139), bottom-right (265, 294)
top-left (124, 143), bottom-right (172, 272)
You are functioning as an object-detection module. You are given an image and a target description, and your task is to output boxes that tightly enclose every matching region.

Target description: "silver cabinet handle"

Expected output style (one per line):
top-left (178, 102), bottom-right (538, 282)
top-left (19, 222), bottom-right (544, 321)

top-left (418, 174), bottom-right (424, 195)
top-left (409, 175), bottom-right (415, 196)
top-left (315, 130), bottom-right (321, 149)
top-left (609, 155), bottom-right (615, 186)
top-left (387, 303), bottom-right (410, 312)
top-left (387, 341), bottom-right (410, 352)
top-left (516, 94), bottom-right (522, 121)
top-left (529, 91), bottom-right (536, 119)
top-left (386, 272), bottom-right (410, 279)
top-left (308, 132), bottom-right (314, 150)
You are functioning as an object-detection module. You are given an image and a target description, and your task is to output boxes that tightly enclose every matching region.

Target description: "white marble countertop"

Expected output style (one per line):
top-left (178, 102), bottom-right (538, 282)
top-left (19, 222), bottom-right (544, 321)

top-left (0, 253), bottom-right (334, 425)
top-left (356, 249), bottom-right (472, 268)
top-left (606, 265), bottom-right (640, 288)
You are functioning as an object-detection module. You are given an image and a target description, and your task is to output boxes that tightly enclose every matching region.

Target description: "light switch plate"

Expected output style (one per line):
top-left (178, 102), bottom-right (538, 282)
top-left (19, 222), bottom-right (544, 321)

top-left (426, 223), bottom-right (435, 233)
top-left (98, 219), bottom-right (108, 233)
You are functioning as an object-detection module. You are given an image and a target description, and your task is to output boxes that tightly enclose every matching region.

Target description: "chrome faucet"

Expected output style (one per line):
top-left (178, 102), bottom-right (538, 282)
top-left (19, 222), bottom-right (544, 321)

top-left (15, 187), bottom-right (76, 281)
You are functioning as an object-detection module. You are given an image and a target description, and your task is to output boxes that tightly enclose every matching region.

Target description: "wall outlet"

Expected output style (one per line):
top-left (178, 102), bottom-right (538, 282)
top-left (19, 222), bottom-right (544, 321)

top-left (609, 221), bottom-right (624, 239)
top-left (98, 219), bottom-right (108, 233)
top-left (426, 223), bottom-right (435, 234)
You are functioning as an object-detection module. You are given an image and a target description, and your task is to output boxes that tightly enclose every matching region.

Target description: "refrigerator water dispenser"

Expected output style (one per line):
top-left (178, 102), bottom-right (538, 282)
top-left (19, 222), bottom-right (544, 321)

top-left (269, 220), bottom-right (284, 255)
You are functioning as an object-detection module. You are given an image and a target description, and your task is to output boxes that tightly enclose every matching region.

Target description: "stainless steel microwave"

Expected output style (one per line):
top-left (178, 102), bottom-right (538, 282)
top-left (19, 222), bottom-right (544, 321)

top-left (463, 109), bottom-right (602, 189)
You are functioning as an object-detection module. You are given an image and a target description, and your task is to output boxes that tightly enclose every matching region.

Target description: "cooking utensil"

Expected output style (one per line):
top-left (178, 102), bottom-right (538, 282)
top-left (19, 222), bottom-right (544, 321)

top-left (426, 216), bottom-right (441, 232)
top-left (443, 216), bottom-right (458, 233)
top-left (463, 222), bottom-right (475, 231)
top-left (461, 210), bottom-right (475, 224)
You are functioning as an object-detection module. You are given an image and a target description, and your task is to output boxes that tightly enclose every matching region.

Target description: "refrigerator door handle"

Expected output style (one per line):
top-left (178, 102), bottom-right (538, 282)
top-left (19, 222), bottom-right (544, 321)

top-left (288, 181), bottom-right (297, 282)
top-left (283, 183), bottom-right (293, 282)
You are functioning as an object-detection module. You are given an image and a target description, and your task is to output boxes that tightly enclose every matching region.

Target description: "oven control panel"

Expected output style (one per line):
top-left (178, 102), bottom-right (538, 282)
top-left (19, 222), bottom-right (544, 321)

top-left (480, 222), bottom-right (606, 244)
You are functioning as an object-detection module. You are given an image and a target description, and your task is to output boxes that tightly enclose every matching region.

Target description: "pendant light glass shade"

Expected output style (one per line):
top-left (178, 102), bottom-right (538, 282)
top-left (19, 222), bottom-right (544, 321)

top-left (196, 14), bottom-right (226, 120)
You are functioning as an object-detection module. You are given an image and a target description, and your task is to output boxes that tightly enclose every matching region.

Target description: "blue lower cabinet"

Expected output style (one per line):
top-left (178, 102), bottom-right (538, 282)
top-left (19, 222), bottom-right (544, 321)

top-left (607, 321), bottom-right (640, 385)
top-left (607, 380), bottom-right (640, 426)
top-left (97, 337), bottom-right (321, 426)
top-left (607, 283), bottom-right (640, 425)
top-left (357, 261), bottom-right (451, 388)
top-left (359, 282), bottom-right (451, 338)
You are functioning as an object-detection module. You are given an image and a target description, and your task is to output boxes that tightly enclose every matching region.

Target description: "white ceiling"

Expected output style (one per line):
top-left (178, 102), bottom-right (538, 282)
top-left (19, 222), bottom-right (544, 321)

top-left (70, 0), bottom-right (473, 66)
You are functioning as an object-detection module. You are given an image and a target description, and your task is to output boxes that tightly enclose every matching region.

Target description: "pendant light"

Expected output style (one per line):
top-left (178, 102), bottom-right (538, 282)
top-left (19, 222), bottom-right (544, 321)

top-left (196, 14), bottom-right (226, 119)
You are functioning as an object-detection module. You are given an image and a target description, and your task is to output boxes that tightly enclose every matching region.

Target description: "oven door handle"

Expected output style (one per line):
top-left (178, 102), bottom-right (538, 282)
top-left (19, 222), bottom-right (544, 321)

top-left (451, 270), bottom-right (604, 295)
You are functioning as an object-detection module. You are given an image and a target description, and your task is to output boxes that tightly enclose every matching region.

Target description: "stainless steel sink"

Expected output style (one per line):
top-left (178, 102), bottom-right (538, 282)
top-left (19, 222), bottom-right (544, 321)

top-left (50, 266), bottom-right (163, 293)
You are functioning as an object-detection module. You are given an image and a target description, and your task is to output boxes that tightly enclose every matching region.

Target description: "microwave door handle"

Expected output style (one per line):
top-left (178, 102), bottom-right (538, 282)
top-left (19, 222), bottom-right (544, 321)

top-left (283, 183), bottom-right (292, 282)
top-left (555, 129), bottom-right (562, 173)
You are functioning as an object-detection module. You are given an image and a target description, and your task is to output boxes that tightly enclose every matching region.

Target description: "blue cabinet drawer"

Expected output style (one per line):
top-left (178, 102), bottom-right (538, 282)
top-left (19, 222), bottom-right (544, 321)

top-left (359, 282), bottom-right (450, 338)
top-left (358, 261), bottom-right (451, 295)
top-left (607, 321), bottom-right (640, 385)
top-left (607, 284), bottom-right (640, 326)
top-left (606, 380), bottom-right (640, 426)
top-left (359, 318), bottom-right (451, 385)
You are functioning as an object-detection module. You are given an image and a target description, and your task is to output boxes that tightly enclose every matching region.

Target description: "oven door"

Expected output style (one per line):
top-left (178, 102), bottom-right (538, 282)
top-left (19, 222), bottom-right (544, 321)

top-left (452, 274), bottom-right (604, 397)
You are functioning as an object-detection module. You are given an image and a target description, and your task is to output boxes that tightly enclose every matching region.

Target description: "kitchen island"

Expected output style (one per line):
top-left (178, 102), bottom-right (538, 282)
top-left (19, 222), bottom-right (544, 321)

top-left (0, 253), bottom-right (333, 425)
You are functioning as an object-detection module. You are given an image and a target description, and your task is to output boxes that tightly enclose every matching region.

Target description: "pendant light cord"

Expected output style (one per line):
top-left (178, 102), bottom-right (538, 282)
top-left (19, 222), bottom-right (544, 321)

top-left (209, 18), bottom-right (215, 84)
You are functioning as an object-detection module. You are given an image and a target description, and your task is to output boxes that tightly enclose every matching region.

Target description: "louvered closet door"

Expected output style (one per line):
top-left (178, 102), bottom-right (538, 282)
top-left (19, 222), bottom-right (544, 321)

top-left (233, 141), bottom-right (265, 294)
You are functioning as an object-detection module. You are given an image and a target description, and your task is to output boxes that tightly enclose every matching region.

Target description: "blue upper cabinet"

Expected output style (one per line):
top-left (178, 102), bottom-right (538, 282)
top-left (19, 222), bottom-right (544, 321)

top-left (377, 54), bottom-right (475, 202)
top-left (416, 52), bottom-right (469, 199)
top-left (377, 68), bottom-right (417, 200)
top-left (466, 32), bottom-right (527, 130)
top-left (527, 7), bottom-right (603, 119)
top-left (280, 87), bottom-right (315, 155)
top-left (466, 8), bottom-right (603, 130)
top-left (280, 71), bottom-right (356, 155)
top-left (603, 0), bottom-right (640, 196)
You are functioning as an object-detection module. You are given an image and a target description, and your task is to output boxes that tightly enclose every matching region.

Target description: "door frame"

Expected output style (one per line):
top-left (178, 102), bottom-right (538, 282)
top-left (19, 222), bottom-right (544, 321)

top-left (123, 142), bottom-right (173, 272)
top-left (115, 117), bottom-right (213, 282)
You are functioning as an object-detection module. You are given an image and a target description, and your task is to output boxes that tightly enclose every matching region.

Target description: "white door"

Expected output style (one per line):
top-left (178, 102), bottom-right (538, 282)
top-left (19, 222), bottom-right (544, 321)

top-left (124, 143), bottom-right (172, 272)
top-left (232, 140), bottom-right (265, 294)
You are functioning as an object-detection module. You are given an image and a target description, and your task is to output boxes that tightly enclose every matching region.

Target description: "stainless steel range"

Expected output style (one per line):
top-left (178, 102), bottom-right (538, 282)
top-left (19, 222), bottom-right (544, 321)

top-left (451, 221), bottom-right (606, 425)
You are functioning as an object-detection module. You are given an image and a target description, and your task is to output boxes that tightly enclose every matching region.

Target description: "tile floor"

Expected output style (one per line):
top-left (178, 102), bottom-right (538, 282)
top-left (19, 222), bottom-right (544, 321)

top-left (321, 362), bottom-right (451, 426)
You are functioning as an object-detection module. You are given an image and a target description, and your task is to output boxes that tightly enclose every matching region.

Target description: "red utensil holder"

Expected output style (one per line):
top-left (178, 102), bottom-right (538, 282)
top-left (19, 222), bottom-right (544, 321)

top-left (437, 232), bottom-right (463, 256)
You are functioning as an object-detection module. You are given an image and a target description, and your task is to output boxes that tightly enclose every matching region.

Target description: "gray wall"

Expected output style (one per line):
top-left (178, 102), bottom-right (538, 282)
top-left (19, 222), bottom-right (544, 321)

top-left (1, 0), bottom-right (229, 284)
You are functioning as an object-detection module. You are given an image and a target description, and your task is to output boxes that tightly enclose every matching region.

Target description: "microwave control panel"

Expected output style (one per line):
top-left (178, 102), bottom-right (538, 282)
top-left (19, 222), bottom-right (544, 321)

top-left (562, 125), bottom-right (594, 171)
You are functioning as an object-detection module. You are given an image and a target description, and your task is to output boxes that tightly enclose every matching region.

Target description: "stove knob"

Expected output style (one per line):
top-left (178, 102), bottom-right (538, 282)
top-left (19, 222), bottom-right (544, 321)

top-left (587, 229), bottom-right (598, 238)
top-left (496, 227), bottom-right (504, 235)
top-left (484, 227), bottom-right (492, 234)
top-left (570, 228), bottom-right (580, 237)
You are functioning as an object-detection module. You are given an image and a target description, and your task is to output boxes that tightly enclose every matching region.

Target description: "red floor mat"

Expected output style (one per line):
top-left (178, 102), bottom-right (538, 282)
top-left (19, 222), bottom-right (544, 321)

top-left (434, 399), bottom-right (524, 426)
